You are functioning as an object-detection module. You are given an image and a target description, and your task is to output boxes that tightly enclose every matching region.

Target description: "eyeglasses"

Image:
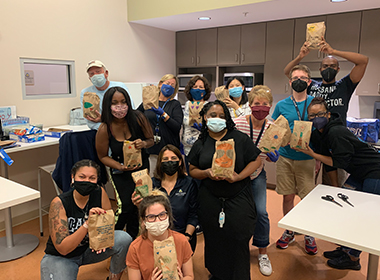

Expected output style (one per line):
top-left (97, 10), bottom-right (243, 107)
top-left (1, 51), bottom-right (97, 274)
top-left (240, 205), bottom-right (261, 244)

top-left (145, 211), bottom-right (168, 222)
top-left (290, 76), bottom-right (310, 82)
top-left (308, 111), bottom-right (327, 120)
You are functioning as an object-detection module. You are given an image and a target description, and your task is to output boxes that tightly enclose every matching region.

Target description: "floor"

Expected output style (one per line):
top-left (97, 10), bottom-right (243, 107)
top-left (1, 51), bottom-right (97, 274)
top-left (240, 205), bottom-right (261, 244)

top-left (0, 189), bottom-right (378, 280)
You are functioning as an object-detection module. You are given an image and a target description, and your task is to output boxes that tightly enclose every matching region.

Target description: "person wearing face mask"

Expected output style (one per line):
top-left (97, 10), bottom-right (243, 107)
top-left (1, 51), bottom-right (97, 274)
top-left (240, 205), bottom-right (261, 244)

top-left (137, 74), bottom-right (184, 177)
top-left (234, 85), bottom-right (277, 276)
top-left (96, 87), bottom-right (153, 239)
top-left (188, 100), bottom-right (262, 280)
top-left (223, 77), bottom-right (252, 120)
top-left (132, 145), bottom-right (199, 252)
top-left (272, 65), bottom-right (319, 255)
top-left (284, 39), bottom-right (369, 188)
top-left (80, 60), bottom-right (134, 130)
top-left (41, 160), bottom-right (132, 280)
top-left (182, 75), bottom-right (212, 170)
top-left (127, 191), bottom-right (194, 280)
top-left (294, 97), bottom-right (380, 271)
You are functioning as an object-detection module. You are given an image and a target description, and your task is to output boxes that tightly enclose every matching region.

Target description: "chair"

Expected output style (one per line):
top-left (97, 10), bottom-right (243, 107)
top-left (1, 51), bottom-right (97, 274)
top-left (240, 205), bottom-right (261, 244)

top-left (39, 130), bottom-right (107, 236)
top-left (38, 164), bottom-right (61, 236)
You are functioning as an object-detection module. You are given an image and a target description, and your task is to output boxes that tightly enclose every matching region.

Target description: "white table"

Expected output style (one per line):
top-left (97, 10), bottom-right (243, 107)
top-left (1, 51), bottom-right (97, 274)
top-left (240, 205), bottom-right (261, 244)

top-left (278, 184), bottom-right (380, 280)
top-left (0, 176), bottom-right (40, 262)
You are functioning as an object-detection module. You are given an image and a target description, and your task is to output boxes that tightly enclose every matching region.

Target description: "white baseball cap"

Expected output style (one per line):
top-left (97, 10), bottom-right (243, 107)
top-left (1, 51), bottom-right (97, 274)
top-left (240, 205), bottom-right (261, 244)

top-left (86, 60), bottom-right (106, 72)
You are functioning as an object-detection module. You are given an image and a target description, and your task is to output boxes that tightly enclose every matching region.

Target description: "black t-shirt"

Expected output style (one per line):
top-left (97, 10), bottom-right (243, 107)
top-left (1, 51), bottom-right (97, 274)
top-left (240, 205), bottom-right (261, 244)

top-left (188, 129), bottom-right (261, 198)
top-left (308, 74), bottom-right (358, 125)
top-left (137, 100), bottom-right (183, 155)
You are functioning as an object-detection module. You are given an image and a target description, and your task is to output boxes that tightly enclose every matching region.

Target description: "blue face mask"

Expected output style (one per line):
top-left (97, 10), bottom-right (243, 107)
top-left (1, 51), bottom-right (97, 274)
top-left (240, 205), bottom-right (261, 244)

top-left (228, 86), bottom-right (243, 98)
top-left (312, 117), bottom-right (328, 130)
top-left (190, 88), bottom-right (206, 101)
top-left (207, 118), bottom-right (226, 133)
top-left (90, 73), bottom-right (107, 88)
top-left (161, 84), bottom-right (175, 97)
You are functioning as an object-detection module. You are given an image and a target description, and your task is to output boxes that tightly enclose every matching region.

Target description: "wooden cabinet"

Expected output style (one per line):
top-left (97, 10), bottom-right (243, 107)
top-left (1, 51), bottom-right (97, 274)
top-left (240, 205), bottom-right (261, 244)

top-left (293, 15), bottom-right (327, 62)
top-left (264, 19), bottom-right (294, 95)
top-left (176, 29), bottom-right (217, 67)
top-left (217, 23), bottom-right (266, 66)
top-left (325, 12), bottom-right (361, 58)
top-left (356, 9), bottom-right (380, 96)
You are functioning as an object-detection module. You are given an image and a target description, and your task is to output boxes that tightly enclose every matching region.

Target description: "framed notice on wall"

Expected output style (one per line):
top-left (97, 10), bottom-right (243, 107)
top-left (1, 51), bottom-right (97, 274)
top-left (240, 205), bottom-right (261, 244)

top-left (24, 70), bottom-right (34, 86)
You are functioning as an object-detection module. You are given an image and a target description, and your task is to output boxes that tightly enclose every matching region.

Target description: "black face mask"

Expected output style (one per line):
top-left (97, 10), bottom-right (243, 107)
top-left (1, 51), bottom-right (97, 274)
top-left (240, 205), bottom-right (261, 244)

top-left (321, 68), bottom-right (337, 83)
top-left (161, 161), bottom-right (180, 176)
top-left (291, 79), bottom-right (308, 93)
top-left (73, 181), bottom-right (98, 196)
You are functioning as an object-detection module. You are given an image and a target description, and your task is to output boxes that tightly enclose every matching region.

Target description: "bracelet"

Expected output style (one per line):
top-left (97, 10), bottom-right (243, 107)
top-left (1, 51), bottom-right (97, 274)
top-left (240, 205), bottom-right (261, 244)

top-left (83, 222), bottom-right (88, 229)
top-left (161, 112), bottom-right (168, 120)
top-left (184, 232), bottom-right (192, 239)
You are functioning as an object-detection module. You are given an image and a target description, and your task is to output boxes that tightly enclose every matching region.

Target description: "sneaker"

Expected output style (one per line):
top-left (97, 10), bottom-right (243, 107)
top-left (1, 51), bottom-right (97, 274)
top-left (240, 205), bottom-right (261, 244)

top-left (324, 246), bottom-right (347, 259)
top-left (258, 254), bottom-right (273, 276)
top-left (276, 230), bottom-right (295, 249)
top-left (327, 253), bottom-right (361, 270)
top-left (304, 235), bottom-right (318, 255)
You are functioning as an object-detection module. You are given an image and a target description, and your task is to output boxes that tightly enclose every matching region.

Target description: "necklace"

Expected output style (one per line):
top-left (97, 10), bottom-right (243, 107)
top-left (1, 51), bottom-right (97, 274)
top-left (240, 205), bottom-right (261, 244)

top-left (74, 191), bottom-right (90, 220)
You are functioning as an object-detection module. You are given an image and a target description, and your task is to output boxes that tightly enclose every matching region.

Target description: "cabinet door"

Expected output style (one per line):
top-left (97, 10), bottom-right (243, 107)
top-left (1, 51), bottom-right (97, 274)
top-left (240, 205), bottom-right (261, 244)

top-left (293, 16), bottom-right (327, 62)
top-left (325, 12), bottom-right (361, 58)
top-left (265, 19), bottom-right (294, 95)
top-left (217, 26), bottom-right (241, 66)
top-left (197, 28), bottom-right (217, 67)
top-left (176, 31), bottom-right (196, 67)
top-left (241, 23), bottom-right (266, 65)
top-left (356, 9), bottom-right (380, 96)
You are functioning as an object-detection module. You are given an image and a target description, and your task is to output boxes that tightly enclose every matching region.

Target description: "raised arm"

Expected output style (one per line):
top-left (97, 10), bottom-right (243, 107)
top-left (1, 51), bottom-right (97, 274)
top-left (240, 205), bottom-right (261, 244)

top-left (319, 37), bottom-right (369, 83)
top-left (284, 42), bottom-right (311, 78)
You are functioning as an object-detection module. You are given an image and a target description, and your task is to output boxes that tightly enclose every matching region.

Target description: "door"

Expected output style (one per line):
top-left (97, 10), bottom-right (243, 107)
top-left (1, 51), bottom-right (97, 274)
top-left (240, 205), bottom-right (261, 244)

top-left (241, 23), bottom-right (266, 65)
top-left (176, 31), bottom-right (196, 67)
top-left (217, 26), bottom-right (241, 66)
top-left (197, 28), bottom-right (217, 67)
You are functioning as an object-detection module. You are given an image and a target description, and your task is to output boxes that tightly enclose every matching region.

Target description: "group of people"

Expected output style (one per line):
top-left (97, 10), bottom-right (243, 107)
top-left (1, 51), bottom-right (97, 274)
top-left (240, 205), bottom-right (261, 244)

top-left (39, 37), bottom-right (380, 280)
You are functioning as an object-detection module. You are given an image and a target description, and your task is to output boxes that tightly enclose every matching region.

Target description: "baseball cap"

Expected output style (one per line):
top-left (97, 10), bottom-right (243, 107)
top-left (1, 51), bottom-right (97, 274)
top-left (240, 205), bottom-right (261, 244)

top-left (86, 60), bottom-right (106, 72)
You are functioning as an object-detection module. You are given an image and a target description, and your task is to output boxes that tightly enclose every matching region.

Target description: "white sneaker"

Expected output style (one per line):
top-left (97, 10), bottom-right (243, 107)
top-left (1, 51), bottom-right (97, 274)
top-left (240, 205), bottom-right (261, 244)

top-left (258, 254), bottom-right (273, 276)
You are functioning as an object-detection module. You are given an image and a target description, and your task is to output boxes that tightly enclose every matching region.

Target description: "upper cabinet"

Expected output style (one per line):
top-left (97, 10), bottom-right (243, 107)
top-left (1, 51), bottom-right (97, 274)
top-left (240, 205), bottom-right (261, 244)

top-left (293, 15), bottom-right (327, 62)
top-left (356, 9), bottom-right (380, 96)
top-left (217, 23), bottom-right (266, 66)
top-left (176, 29), bottom-right (217, 67)
top-left (325, 12), bottom-right (361, 58)
top-left (265, 19), bottom-right (295, 95)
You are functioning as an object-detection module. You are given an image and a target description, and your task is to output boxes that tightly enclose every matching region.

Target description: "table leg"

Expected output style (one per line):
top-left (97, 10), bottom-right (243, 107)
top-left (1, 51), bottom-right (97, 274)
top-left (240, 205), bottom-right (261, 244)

top-left (4, 208), bottom-right (14, 247)
top-left (1, 160), bottom-right (9, 179)
top-left (367, 254), bottom-right (379, 280)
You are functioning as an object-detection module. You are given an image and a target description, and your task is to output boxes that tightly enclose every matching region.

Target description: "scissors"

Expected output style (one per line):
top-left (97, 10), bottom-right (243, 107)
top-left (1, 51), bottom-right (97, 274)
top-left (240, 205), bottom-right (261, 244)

top-left (321, 195), bottom-right (343, 207)
top-left (337, 193), bottom-right (354, 207)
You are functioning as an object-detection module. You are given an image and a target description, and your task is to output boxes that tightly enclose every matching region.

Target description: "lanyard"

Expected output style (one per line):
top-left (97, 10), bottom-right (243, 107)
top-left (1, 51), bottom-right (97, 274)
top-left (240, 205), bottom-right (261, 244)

top-left (291, 96), bottom-right (307, 121)
top-left (155, 99), bottom-right (170, 134)
top-left (249, 116), bottom-right (266, 146)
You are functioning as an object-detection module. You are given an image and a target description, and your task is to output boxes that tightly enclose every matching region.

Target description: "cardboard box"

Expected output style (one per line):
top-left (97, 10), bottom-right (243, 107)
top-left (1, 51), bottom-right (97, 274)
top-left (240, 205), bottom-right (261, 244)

top-left (9, 132), bottom-right (45, 143)
top-left (43, 128), bottom-right (72, 138)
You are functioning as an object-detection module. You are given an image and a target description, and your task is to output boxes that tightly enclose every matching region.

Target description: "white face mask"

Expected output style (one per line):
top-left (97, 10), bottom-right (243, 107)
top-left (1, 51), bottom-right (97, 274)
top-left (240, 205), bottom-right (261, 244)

top-left (90, 73), bottom-right (107, 88)
top-left (144, 218), bottom-right (169, 236)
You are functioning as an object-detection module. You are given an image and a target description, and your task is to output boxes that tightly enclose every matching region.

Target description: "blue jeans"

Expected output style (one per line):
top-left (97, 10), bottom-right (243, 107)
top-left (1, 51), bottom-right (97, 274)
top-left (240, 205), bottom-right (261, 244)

top-left (251, 169), bottom-right (270, 248)
top-left (40, 230), bottom-right (132, 280)
top-left (342, 176), bottom-right (380, 258)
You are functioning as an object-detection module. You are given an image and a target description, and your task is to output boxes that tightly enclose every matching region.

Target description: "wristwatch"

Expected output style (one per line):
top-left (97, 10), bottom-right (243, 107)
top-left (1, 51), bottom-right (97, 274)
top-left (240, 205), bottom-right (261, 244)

top-left (161, 112), bottom-right (168, 120)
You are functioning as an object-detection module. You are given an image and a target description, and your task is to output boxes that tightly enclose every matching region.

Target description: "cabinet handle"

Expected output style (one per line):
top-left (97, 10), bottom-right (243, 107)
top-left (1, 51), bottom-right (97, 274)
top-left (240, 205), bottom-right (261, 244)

top-left (285, 83), bottom-right (289, 93)
top-left (241, 53), bottom-right (245, 62)
top-left (318, 50), bottom-right (321, 59)
top-left (197, 56), bottom-right (200, 64)
top-left (235, 54), bottom-right (239, 62)
top-left (191, 57), bottom-right (194, 64)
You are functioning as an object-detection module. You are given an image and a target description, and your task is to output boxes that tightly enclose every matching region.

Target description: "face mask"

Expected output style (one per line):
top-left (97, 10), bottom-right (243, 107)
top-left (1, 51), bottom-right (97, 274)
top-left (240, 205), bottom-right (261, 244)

top-left (90, 73), bottom-right (107, 88)
top-left (73, 181), bottom-right (98, 196)
top-left (312, 117), bottom-right (329, 130)
top-left (251, 106), bottom-right (270, 120)
top-left (207, 118), bottom-right (226, 133)
top-left (291, 79), bottom-right (308, 93)
top-left (321, 68), bottom-right (337, 83)
top-left (190, 88), bottom-right (205, 101)
top-left (228, 86), bottom-right (243, 98)
top-left (161, 161), bottom-right (180, 176)
top-left (111, 104), bottom-right (128, 119)
top-left (145, 218), bottom-right (169, 236)
top-left (161, 84), bottom-right (175, 97)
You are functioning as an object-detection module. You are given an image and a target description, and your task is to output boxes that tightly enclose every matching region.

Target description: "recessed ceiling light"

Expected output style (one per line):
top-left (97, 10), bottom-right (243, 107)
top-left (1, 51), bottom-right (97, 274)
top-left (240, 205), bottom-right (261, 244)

top-left (198, 17), bottom-right (211, 21)
top-left (330, 0), bottom-right (347, 2)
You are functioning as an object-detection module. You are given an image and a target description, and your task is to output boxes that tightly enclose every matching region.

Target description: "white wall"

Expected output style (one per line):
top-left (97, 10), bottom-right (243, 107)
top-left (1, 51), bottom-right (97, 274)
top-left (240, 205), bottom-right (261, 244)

top-left (0, 0), bottom-right (175, 127)
top-left (0, 0), bottom-right (175, 227)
